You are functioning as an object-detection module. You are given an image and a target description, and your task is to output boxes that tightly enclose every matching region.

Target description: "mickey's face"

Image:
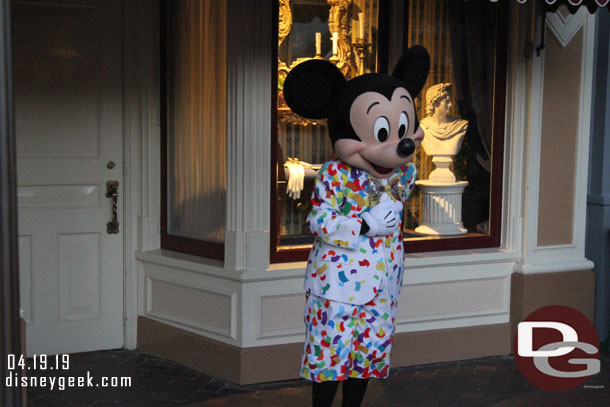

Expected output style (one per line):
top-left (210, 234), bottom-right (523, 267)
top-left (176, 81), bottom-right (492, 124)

top-left (283, 47), bottom-right (430, 177)
top-left (334, 87), bottom-right (424, 178)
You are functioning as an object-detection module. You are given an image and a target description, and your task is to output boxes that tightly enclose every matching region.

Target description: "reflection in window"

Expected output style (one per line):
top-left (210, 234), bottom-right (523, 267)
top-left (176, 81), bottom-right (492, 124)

top-left (276, 0), bottom-right (381, 248)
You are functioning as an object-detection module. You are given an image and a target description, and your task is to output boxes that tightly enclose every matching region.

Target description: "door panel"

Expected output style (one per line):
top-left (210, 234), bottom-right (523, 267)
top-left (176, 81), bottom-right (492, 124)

top-left (13, 0), bottom-right (124, 355)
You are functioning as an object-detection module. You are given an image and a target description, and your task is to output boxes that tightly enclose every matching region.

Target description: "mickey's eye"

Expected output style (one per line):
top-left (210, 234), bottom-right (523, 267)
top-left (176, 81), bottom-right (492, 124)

top-left (398, 112), bottom-right (409, 139)
top-left (373, 116), bottom-right (390, 143)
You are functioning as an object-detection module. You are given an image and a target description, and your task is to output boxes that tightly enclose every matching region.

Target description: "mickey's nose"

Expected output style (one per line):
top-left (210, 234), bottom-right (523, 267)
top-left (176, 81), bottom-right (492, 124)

top-left (397, 138), bottom-right (415, 157)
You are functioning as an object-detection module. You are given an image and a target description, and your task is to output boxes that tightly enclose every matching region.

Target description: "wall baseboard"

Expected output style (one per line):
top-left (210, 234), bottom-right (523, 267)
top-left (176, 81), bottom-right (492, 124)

top-left (138, 316), bottom-right (511, 385)
top-left (510, 269), bottom-right (595, 349)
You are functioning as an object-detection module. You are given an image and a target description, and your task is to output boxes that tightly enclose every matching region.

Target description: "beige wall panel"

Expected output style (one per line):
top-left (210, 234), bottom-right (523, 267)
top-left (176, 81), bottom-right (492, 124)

top-left (260, 293), bottom-right (305, 336)
top-left (537, 28), bottom-right (582, 246)
top-left (398, 278), bottom-right (506, 319)
top-left (149, 279), bottom-right (232, 334)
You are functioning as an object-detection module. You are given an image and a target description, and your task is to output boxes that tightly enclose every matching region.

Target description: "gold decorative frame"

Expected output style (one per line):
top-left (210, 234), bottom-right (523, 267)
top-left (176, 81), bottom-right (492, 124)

top-left (277, 0), bottom-right (358, 125)
top-left (327, 0), bottom-right (357, 78)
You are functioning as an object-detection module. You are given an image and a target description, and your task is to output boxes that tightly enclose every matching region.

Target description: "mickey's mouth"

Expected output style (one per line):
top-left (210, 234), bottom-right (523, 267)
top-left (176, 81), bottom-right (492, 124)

top-left (365, 159), bottom-right (394, 175)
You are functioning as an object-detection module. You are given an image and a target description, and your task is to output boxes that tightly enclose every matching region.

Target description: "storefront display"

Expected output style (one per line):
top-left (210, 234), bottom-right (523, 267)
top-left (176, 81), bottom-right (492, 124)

top-left (272, 0), bottom-right (507, 259)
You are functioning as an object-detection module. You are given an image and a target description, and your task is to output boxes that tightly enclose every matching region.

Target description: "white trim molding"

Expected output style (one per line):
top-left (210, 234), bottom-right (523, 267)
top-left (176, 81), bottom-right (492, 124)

top-left (122, 0), bottom-right (161, 349)
top-left (501, 0), bottom-right (535, 254)
top-left (546, 6), bottom-right (590, 48)
top-left (225, 0), bottom-right (273, 272)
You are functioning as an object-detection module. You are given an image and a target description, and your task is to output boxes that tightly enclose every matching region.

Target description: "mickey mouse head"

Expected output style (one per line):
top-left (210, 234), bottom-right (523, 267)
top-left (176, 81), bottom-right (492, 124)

top-left (283, 46), bottom-right (430, 178)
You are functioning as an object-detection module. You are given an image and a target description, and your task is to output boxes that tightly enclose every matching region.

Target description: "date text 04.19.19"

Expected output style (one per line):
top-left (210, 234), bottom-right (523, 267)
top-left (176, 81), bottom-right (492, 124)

top-left (7, 354), bottom-right (70, 371)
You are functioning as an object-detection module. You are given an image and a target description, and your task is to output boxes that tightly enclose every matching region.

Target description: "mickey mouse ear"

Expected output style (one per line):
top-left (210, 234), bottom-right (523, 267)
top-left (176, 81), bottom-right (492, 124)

top-left (392, 46), bottom-right (430, 98)
top-left (283, 59), bottom-right (346, 119)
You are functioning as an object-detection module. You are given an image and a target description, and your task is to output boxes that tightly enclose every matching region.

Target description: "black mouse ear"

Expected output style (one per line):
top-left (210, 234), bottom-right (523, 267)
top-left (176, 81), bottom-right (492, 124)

top-left (392, 45), bottom-right (430, 98)
top-left (283, 59), bottom-right (346, 119)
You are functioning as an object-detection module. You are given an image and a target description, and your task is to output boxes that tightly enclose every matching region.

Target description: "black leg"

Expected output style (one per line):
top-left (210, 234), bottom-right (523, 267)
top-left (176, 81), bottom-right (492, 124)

top-left (312, 380), bottom-right (340, 407)
top-left (341, 378), bottom-right (369, 407)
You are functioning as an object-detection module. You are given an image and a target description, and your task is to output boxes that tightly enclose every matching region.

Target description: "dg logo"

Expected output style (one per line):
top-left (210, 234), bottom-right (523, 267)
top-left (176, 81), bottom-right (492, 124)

top-left (514, 305), bottom-right (601, 391)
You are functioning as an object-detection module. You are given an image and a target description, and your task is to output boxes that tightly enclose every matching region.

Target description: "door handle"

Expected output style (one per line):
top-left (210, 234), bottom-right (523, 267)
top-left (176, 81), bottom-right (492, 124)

top-left (105, 181), bottom-right (119, 234)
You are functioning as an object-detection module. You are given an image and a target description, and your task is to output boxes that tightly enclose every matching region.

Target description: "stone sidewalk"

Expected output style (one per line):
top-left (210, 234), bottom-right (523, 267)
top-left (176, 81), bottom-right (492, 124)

top-left (25, 349), bottom-right (610, 406)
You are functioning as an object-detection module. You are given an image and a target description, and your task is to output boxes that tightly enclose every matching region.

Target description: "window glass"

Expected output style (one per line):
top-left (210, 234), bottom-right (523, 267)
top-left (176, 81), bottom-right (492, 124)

top-left (276, 0), bottom-right (381, 248)
top-left (272, 0), bottom-right (506, 259)
top-left (404, 0), bottom-right (500, 239)
top-left (166, 0), bottom-right (227, 243)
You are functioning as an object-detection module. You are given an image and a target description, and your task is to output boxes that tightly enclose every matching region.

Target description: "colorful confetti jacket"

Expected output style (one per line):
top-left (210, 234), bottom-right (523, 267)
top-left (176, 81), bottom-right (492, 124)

top-left (305, 159), bottom-right (417, 305)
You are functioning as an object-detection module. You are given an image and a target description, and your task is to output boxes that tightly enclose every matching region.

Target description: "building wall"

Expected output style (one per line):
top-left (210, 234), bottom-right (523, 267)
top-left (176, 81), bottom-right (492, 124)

top-left (587, 9), bottom-right (610, 343)
top-left (510, 5), bottom-right (596, 348)
top-left (124, 2), bottom-right (597, 384)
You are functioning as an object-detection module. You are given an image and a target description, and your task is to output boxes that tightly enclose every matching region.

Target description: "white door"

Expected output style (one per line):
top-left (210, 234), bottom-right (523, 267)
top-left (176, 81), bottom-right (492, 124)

top-left (13, 0), bottom-right (124, 355)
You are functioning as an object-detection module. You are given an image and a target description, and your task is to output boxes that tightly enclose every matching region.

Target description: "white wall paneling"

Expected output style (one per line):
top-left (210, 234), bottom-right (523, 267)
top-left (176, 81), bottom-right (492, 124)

top-left (137, 247), bottom-right (517, 348)
top-left (259, 293), bottom-right (307, 339)
top-left (146, 277), bottom-right (236, 340)
top-left (240, 276), bottom-right (306, 347)
top-left (140, 258), bottom-right (240, 344)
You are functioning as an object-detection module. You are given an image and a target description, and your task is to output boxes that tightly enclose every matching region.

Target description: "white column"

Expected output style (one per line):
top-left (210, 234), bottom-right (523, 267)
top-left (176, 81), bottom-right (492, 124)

top-left (225, 0), bottom-right (273, 271)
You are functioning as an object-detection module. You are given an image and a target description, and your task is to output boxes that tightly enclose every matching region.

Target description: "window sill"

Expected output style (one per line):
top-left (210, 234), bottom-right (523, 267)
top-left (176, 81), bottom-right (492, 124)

top-left (135, 249), bottom-right (230, 277)
top-left (135, 249), bottom-right (306, 282)
top-left (136, 247), bottom-right (521, 283)
top-left (269, 247), bottom-right (521, 275)
top-left (405, 247), bottom-right (521, 269)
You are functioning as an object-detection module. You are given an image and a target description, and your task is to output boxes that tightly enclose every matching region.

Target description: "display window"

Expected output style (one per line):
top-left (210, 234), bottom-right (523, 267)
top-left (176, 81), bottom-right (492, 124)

top-left (271, 0), bottom-right (508, 262)
top-left (161, 0), bottom-right (227, 260)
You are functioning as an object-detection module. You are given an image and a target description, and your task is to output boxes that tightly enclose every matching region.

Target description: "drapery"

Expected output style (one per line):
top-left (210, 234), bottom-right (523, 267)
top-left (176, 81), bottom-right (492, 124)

top-left (169, 0), bottom-right (227, 242)
top-left (448, 1), bottom-right (498, 173)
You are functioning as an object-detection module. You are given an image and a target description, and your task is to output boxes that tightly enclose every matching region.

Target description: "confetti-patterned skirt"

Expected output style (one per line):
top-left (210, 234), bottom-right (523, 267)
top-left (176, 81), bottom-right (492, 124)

top-left (300, 279), bottom-right (398, 382)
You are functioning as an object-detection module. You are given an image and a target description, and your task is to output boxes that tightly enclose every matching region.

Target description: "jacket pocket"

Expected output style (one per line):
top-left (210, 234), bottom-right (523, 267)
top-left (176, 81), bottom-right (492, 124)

top-left (317, 245), bottom-right (361, 266)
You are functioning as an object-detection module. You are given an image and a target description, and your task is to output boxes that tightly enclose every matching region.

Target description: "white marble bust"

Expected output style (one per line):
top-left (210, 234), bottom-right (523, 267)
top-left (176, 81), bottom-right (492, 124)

top-left (420, 83), bottom-right (468, 156)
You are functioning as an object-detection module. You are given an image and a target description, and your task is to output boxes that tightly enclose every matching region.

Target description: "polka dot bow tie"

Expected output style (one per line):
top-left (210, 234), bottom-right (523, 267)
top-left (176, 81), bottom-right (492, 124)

top-left (367, 176), bottom-right (410, 206)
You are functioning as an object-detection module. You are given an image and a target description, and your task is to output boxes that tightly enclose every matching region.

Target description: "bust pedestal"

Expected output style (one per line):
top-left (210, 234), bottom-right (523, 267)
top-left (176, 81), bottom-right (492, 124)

top-left (415, 180), bottom-right (468, 235)
top-left (428, 154), bottom-right (456, 182)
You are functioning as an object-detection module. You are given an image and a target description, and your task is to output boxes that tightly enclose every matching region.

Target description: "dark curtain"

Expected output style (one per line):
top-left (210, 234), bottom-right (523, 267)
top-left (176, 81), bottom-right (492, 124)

top-left (448, 1), bottom-right (499, 173)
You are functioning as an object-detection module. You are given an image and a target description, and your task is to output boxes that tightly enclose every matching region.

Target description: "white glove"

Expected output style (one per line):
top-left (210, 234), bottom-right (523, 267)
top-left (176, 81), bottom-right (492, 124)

top-left (361, 200), bottom-right (400, 237)
top-left (285, 159), bottom-right (305, 200)
top-left (389, 199), bottom-right (404, 215)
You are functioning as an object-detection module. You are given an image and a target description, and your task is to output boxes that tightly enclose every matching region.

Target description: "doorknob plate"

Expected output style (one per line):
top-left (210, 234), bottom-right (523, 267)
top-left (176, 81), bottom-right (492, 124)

top-left (106, 181), bottom-right (119, 234)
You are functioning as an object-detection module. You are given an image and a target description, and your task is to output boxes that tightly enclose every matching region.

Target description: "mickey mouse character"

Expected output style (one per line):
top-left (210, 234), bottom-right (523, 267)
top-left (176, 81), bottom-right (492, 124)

top-left (283, 46), bottom-right (430, 407)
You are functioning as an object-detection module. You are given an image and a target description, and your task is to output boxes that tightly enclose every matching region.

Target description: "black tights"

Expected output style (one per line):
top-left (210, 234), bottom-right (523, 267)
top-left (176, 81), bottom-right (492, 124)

top-left (312, 378), bottom-right (369, 407)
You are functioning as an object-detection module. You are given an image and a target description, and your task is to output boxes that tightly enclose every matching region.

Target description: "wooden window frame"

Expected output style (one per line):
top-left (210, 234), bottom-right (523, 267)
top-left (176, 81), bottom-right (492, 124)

top-left (270, 0), bottom-right (509, 263)
top-left (159, 0), bottom-right (224, 260)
